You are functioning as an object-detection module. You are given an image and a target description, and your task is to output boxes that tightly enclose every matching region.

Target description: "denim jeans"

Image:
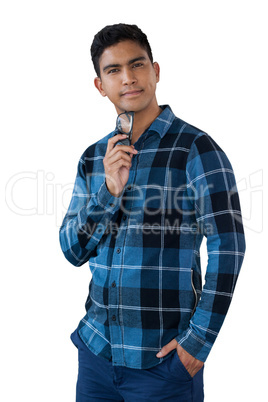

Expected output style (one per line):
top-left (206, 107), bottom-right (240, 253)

top-left (71, 329), bottom-right (204, 402)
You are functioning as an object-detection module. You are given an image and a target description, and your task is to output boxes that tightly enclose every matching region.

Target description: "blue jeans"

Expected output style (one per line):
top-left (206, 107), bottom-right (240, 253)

top-left (71, 329), bottom-right (204, 401)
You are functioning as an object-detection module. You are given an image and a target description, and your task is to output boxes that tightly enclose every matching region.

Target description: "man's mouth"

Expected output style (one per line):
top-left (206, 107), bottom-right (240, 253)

top-left (121, 90), bottom-right (143, 97)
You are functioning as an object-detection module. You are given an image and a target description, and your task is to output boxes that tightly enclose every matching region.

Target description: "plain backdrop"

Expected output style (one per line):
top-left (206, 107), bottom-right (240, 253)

top-left (1, 1), bottom-right (267, 401)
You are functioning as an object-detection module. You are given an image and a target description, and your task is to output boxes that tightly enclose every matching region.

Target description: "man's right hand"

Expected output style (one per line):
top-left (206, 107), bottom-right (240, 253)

top-left (103, 134), bottom-right (138, 197)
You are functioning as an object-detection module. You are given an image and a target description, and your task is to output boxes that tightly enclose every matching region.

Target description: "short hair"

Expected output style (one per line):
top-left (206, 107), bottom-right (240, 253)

top-left (90, 23), bottom-right (153, 77)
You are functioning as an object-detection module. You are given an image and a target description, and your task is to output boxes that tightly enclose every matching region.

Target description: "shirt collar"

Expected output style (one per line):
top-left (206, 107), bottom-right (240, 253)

top-left (147, 104), bottom-right (176, 138)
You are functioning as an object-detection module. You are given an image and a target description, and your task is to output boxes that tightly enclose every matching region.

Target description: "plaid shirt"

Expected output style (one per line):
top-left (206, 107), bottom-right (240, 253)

top-left (59, 105), bottom-right (245, 369)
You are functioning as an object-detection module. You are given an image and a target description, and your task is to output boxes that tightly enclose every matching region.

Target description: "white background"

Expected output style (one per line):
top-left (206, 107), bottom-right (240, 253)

top-left (1, 1), bottom-right (267, 401)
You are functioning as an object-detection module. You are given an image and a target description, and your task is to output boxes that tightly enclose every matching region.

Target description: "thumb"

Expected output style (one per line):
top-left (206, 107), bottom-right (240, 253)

top-left (156, 339), bottom-right (178, 358)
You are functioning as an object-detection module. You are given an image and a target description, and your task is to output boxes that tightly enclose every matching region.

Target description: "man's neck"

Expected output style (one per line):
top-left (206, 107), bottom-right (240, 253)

top-left (131, 104), bottom-right (162, 145)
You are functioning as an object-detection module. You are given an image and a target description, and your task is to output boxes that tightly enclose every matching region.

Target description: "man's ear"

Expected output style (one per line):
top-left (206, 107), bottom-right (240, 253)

top-left (94, 77), bottom-right (107, 97)
top-left (153, 62), bottom-right (160, 83)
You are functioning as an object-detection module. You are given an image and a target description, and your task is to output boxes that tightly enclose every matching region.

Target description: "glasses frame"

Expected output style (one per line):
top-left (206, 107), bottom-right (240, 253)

top-left (114, 111), bottom-right (135, 147)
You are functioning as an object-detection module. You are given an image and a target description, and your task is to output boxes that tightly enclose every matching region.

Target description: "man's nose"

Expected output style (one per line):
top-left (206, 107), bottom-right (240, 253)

top-left (122, 68), bottom-right (137, 85)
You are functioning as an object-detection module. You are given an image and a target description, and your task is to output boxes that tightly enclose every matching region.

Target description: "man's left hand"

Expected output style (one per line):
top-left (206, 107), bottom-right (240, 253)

top-left (156, 338), bottom-right (204, 378)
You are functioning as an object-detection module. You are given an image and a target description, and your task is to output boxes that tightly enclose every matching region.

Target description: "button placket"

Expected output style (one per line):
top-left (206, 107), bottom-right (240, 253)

top-left (107, 147), bottom-right (139, 366)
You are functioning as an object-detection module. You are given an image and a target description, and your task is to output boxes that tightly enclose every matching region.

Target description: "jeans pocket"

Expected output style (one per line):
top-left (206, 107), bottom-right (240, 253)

top-left (172, 351), bottom-right (193, 381)
top-left (70, 328), bottom-right (85, 349)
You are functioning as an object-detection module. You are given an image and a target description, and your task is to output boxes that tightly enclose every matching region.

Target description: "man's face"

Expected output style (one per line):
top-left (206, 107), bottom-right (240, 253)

top-left (94, 40), bottom-right (160, 115)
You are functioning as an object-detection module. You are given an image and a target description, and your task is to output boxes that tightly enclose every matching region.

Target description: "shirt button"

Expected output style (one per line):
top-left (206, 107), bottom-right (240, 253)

top-left (112, 282), bottom-right (116, 288)
top-left (127, 185), bottom-right (131, 190)
top-left (112, 315), bottom-right (116, 321)
top-left (116, 248), bottom-right (121, 254)
top-left (110, 203), bottom-right (115, 207)
top-left (123, 215), bottom-right (127, 221)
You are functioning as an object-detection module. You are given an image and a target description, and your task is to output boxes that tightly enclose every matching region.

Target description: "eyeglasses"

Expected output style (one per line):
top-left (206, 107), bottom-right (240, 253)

top-left (114, 111), bottom-right (135, 146)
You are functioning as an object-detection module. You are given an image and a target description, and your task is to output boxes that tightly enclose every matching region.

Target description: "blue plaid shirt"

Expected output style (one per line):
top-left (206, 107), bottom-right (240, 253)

top-left (59, 105), bottom-right (245, 369)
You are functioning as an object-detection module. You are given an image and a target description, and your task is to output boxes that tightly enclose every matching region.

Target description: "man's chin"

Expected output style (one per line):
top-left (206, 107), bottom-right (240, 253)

top-left (117, 103), bottom-right (147, 114)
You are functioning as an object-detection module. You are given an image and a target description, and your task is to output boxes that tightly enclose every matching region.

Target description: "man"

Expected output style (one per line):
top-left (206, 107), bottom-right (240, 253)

top-left (59, 23), bottom-right (246, 401)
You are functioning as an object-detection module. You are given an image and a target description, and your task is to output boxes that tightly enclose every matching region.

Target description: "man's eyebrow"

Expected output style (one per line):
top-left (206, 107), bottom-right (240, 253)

top-left (128, 56), bottom-right (147, 64)
top-left (102, 56), bottom-right (147, 73)
top-left (103, 63), bottom-right (121, 73)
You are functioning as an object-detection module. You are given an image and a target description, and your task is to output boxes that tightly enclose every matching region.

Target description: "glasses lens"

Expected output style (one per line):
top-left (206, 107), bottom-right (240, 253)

top-left (117, 113), bottom-right (133, 134)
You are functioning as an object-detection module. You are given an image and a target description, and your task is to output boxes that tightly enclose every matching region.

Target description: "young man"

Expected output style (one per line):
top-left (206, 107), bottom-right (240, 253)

top-left (59, 23), bottom-right (246, 401)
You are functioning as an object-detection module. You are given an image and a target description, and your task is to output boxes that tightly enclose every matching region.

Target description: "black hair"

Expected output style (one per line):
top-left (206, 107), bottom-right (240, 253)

top-left (90, 23), bottom-right (153, 77)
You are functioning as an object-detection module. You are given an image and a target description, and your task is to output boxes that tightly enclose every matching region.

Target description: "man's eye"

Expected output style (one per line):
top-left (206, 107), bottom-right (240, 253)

top-left (108, 69), bottom-right (119, 74)
top-left (133, 63), bottom-right (143, 68)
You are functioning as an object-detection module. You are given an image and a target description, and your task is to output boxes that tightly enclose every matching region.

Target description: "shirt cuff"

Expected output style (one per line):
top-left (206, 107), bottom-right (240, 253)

top-left (96, 180), bottom-right (123, 212)
top-left (175, 329), bottom-right (213, 363)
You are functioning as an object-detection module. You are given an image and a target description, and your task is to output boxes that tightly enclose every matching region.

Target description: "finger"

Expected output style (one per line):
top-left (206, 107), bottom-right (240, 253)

top-left (156, 339), bottom-right (178, 358)
top-left (106, 134), bottom-right (128, 154)
top-left (111, 158), bottom-right (132, 171)
top-left (106, 149), bottom-right (133, 166)
top-left (109, 144), bottom-right (138, 158)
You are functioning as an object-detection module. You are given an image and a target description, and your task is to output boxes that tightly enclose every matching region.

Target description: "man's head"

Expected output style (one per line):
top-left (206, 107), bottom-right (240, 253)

top-left (91, 24), bottom-right (160, 116)
top-left (91, 23), bottom-right (153, 78)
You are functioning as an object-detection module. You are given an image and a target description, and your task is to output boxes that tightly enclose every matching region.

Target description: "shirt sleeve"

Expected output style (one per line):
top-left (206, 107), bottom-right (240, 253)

top-left (175, 133), bottom-right (246, 362)
top-left (59, 155), bottom-right (123, 267)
